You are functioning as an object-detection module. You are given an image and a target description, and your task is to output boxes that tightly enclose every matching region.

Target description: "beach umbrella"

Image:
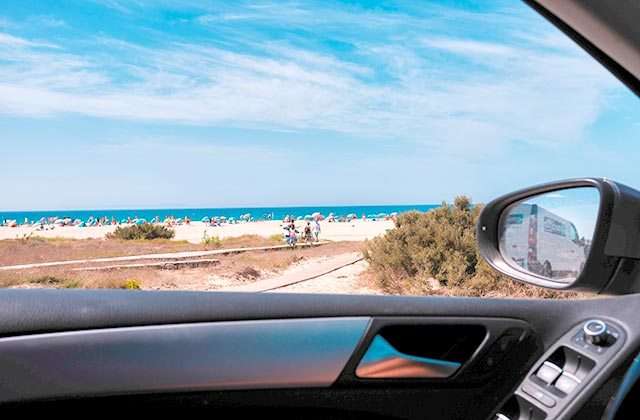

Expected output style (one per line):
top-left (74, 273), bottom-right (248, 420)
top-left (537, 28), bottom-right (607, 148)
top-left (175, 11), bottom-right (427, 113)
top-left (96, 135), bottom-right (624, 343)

top-left (312, 212), bottom-right (324, 221)
top-left (136, 218), bottom-right (147, 225)
top-left (54, 219), bottom-right (65, 225)
top-left (390, 212), bottom-right (398, 217)
top-left (377, 213), bottom-right (388, 218)
top-left (304, 215), bottom-right (313, 221)
top-left (228, 217), bottom-right (235, 221)
top-left (240, 213), bottom-right (251, 220)
top-left (367, 214), bottom-right (378, 219)
top-left (78, 222), bottom-right (86, 227)
top-left (120, 218), bottom-right (127, 224)
top-left (347, 213), bottom-right (357, 219)
top-left (201, 217), bottom-right (211, 223)
top-left (296, 216), bottom-right (303, 221)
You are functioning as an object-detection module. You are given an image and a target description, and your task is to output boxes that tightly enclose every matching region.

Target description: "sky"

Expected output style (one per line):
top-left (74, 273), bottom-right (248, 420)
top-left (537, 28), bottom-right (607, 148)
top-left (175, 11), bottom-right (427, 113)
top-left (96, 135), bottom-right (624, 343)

top-left (1, 0), bottom-right (639, 211)
top-left (520, 187), bottom-right (599, 240)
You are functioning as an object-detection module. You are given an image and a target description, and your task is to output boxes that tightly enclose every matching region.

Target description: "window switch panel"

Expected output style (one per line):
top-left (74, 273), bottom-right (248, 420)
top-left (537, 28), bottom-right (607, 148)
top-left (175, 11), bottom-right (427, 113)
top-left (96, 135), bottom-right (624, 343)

top-left (535, 361), bottom-right (562, 385)
top-left (554, 372), bottom-right (581, 394)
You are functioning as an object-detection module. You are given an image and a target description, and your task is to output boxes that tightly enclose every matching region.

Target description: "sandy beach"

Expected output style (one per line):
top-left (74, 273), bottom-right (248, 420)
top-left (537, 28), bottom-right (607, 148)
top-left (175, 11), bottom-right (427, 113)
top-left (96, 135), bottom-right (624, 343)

top-left (0, 220), bottom-right (395, 243)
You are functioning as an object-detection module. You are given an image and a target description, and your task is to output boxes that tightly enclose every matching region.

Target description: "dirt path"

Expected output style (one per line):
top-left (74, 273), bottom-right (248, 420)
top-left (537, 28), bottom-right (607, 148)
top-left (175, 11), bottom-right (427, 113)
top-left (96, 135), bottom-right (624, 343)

top-left (222, 252), bottom-right (363, 292)
top-left (270, 259), bottom-right (381, 295)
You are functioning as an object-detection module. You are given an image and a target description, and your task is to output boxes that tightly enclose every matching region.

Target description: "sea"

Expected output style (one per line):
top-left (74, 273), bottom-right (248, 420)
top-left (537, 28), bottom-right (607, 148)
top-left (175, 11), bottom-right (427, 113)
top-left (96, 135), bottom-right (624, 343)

top-left (0, 205), bottom-right (439, 224)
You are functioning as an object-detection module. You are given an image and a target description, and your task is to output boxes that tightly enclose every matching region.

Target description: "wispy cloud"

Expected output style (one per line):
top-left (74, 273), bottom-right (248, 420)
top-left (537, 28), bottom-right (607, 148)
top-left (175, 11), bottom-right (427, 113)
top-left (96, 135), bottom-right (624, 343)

top-left (29, 15), bottom-right (67, 27)
top-left (0, 1), bottom-right (622, 155)
top-left (0, 32), bottom-right (57, 48)
top-left (0, 16), bottom-right (17, 29)
top-left (87, 0), bottom-right (146, 14)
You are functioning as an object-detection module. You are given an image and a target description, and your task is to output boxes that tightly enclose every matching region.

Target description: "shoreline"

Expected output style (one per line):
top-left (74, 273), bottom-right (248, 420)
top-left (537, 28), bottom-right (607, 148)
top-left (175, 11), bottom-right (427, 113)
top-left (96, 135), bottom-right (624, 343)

top-left (0, 220), bottom-right (395, 243)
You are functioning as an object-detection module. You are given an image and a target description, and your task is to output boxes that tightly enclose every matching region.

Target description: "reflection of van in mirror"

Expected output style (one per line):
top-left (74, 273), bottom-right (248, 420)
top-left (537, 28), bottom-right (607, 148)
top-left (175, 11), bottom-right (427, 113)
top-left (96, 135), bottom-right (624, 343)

top-left (500, 203), bottom-right (588, 281)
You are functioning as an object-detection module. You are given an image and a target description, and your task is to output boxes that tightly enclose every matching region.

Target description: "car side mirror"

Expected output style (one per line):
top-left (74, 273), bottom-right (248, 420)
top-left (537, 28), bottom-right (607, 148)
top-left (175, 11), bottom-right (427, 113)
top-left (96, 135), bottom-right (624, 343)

top-left (477, 178), bottom-right (640, 295)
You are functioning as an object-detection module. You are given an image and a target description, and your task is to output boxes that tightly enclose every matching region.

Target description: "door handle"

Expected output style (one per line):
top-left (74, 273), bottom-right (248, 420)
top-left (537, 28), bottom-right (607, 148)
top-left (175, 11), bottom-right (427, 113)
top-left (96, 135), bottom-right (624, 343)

top-left (355, 335), bottom-right (461, 379)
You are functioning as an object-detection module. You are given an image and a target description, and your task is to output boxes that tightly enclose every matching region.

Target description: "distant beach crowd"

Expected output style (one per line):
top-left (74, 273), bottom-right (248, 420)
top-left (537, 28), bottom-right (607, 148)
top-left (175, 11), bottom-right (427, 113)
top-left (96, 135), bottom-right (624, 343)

top-left (1, 210), bottom-right (398, 230)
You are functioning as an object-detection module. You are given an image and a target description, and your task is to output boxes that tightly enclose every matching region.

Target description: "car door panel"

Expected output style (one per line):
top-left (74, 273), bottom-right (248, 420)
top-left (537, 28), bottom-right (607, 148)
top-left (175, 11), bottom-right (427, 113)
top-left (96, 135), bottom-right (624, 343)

top-left (2, 290), bottom-right (640, 418)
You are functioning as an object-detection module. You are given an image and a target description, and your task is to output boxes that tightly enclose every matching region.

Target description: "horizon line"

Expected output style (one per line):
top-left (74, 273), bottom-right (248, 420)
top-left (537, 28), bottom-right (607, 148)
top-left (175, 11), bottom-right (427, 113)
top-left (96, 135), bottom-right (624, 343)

top-left (0, 203), bottom-right (441, 213)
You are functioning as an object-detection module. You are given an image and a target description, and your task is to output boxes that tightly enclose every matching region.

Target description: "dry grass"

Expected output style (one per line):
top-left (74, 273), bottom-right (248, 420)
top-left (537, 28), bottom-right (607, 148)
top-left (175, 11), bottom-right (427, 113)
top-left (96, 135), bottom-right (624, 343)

top-left (356, 268), bottom-right (590, 299)
top-left (0, 234), bottom-right (295, 266)
top-left (220, 234), bottom-right (283, 248)
top-left (0, 240), bottom-right (364, 291)
top-left (0, 237), bottom-right (199, 266)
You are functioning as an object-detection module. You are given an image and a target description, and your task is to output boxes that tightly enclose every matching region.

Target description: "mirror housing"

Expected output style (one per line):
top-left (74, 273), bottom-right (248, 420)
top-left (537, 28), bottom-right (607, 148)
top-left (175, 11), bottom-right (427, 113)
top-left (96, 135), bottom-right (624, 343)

top-left (477, 178), bottom-right (640, 295)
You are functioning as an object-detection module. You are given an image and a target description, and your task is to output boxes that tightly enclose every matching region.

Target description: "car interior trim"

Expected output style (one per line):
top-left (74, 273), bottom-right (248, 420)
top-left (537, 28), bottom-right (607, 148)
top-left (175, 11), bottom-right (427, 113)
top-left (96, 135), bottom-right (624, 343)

top-left (0, 317), bottom-right (370, 403)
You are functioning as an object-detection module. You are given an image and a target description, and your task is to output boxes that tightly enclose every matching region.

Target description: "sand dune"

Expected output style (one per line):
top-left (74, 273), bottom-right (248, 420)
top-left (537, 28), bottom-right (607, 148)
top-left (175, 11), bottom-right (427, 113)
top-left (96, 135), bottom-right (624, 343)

top-left (0, 220), bottom-right (395, 243)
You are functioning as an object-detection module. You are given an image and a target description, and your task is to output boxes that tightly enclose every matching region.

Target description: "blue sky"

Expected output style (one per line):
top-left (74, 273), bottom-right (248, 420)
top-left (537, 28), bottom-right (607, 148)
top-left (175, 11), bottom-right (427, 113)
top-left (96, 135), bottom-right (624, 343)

top-left (1, 0), bottom-right (638, 210)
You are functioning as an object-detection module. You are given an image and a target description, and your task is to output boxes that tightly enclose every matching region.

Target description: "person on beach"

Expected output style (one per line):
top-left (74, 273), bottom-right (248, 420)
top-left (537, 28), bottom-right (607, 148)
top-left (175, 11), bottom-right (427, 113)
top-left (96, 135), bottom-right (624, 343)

top-left (185, 216), bottom-right (191, 225)
top-left (314, 221), bottom-right (321, 242)
top-left (304, 222), bottom-right (312, 243)
top-left (287, 227), bottom-right (298, 247)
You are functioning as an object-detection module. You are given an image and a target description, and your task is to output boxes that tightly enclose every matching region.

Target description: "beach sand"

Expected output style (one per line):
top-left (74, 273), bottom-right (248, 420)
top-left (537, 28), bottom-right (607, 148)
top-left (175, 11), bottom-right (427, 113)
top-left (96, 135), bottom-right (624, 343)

top-left (0, 220), bottom-right (395, 243)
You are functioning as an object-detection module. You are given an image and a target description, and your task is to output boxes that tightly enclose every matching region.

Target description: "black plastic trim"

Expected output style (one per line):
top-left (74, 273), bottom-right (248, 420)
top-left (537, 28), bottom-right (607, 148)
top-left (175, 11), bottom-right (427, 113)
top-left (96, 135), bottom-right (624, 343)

top-left (525, 0), bottom-right (640, 98)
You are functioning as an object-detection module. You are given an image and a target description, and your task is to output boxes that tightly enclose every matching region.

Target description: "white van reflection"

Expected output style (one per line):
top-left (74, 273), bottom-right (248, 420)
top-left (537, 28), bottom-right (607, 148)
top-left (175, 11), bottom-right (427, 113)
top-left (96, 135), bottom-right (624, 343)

top-left (501, 204), bottom-right (589, 281)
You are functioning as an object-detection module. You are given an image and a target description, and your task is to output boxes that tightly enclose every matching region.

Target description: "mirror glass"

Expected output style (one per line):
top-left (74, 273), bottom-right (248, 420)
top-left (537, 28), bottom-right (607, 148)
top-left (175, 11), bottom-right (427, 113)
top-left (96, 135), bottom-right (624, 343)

top-left (498, 187), bottom-right (599, 282)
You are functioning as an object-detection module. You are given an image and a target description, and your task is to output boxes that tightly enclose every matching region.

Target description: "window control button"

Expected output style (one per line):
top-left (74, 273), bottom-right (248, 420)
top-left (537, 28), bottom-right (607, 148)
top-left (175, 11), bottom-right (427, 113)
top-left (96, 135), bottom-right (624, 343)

top-left (522, 383), bottom-right (557, 408)
top-left (536, 361), bottom-right (562, 384)
top-left (555, 372), bottom-right (581, 394)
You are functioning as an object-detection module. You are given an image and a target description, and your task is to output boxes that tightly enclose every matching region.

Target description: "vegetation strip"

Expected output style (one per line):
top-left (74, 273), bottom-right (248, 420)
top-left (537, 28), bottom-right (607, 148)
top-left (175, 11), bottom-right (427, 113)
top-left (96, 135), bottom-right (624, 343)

top-left (0, 242), bottom-right (328, 271)
top-left (72, 258), bottom-right (221, 271)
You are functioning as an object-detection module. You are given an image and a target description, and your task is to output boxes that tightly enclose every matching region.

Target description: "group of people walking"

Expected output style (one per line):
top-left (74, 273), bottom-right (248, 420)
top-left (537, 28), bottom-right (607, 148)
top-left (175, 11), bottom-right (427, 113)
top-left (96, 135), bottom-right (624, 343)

top-left (284, 220), bottom-right (321, 247)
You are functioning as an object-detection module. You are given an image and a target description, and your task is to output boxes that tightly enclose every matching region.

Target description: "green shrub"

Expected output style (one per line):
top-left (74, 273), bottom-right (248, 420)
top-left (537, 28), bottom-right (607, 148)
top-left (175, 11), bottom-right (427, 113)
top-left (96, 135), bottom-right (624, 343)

top-left (363, 196), bottom-right (508, 295)
top-left (269, 234), bottom-right (284, 243)
top-left (28, 276), bottom-right (82, 288)
top-left (62, 279), bottom-right (83, 289)
top-left (121, 279), bottom-right (141, 290)
top-left (202, 231), bottom-right (222, 248)
top-left (29, 275), bottom-right (65, 285)
top-left (108, 223), bottom-right (175, 240)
